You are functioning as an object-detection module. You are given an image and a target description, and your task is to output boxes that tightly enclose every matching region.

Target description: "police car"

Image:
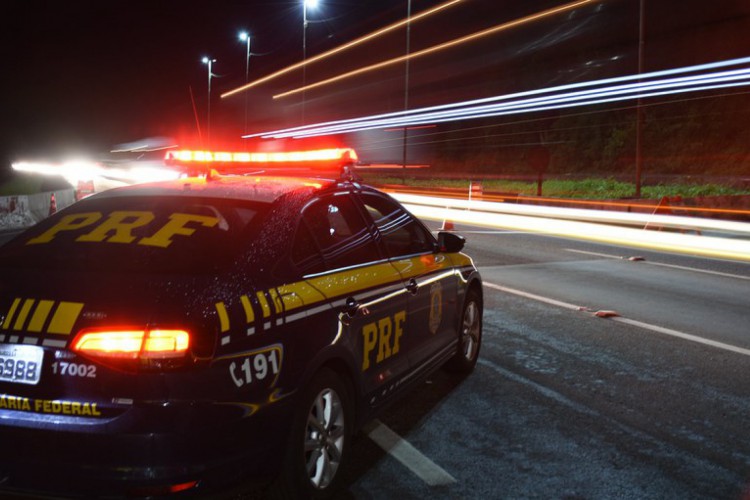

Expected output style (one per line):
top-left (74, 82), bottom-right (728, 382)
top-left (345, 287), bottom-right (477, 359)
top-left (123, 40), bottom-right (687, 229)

top-left (0, 148), bottom-right (482, 498)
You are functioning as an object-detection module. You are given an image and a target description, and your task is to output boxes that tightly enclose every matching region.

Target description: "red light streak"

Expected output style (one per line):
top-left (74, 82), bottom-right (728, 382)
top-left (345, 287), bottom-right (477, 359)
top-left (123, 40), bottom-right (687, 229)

top-left (273, 0), bottom-right (594, 100)
top-left (220, 0), bottom-right (465, 99)
top-left (165, 148), bottom-right (358, 164)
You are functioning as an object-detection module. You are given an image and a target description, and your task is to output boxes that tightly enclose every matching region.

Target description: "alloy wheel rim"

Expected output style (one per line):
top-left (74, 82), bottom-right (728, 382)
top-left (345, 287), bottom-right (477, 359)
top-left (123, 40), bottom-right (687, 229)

top-left (304, 388), bottom-right (345, 489)
top-left (462, 301), bottom-right (480, 361)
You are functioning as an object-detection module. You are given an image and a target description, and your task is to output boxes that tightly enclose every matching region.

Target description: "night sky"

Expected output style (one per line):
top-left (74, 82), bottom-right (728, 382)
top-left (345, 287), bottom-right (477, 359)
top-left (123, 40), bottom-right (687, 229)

top-left (1, 0), bottom-right (409, 166)
top-left (3, 0), bottom-right (750, 171)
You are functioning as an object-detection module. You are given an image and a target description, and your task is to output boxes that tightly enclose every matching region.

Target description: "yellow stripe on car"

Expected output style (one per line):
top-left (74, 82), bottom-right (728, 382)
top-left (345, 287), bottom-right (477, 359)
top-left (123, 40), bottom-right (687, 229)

top-left (215, 302), bottom-right (231, 333)
top-left (27, 300), bottom-right (55, 332)
top-left (13, 299), bottom-right (36, 331)
top-left (47, 302), bottom-right (85, 335)
top-left (2, 298), bottom-right (21, 330)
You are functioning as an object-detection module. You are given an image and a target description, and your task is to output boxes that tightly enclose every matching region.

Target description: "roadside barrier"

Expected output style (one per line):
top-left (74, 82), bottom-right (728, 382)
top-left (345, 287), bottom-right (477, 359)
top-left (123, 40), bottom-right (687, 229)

top-left (0, 189), bottom-right (75, 230)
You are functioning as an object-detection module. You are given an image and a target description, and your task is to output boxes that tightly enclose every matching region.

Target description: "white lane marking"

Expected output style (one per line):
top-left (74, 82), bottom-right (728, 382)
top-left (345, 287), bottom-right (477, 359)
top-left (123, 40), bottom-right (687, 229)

top-left (643, 261), bottom-right (750, 281)
top-left (566, 248), bottom-right (750, 280)
top-left (363, 419), bottom-right (456, 486)
top-left (484, 282), bottom-right (583, 311)
top-left (565, 248), bottom-right (622, 259)
top-left (431, 230), bottom-right (528, 235)
top-left (485, 280), bottom-right (750, 358)
top-left (478, 358), bottom-right (601, 419)
top-left (612, 317), bottom-right (750, 357)
top-left (455, 230), bottom-right (530, 234)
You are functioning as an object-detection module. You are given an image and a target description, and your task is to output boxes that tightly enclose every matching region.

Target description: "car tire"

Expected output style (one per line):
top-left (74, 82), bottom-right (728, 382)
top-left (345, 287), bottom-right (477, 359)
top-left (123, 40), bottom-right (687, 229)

top-left (445, 288), bottom-right (482, 373)
top-left (271, 368), bottom-right (353, 499)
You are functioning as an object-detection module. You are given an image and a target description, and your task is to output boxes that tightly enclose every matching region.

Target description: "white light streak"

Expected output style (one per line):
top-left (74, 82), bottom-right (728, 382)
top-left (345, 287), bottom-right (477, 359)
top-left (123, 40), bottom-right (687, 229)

top-left (393, 193), bottom-right (750, 262)
top-left (244, 56), bottom-right (750, 139)
top-left (393, 192), bottom-right (750, 235)
top-left (12, 161), bottom-right (180, 187)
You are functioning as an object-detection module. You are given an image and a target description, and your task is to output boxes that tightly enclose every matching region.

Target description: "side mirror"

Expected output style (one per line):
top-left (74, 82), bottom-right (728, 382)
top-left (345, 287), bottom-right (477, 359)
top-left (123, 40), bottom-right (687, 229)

top-left (437, 231), bottom-right (465, 253)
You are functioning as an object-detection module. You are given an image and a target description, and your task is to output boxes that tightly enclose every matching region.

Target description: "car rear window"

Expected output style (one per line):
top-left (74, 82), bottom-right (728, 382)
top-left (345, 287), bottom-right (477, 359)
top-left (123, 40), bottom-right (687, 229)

top-left (1, 195), bottom-right (266, 274)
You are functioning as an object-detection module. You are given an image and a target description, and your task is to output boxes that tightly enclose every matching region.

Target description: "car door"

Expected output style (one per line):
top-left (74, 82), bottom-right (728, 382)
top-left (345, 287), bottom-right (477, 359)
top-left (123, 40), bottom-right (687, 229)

top-left (296, 191), bottom-right (411, 406)
top-left (357, 192), bottom-right (459, 372)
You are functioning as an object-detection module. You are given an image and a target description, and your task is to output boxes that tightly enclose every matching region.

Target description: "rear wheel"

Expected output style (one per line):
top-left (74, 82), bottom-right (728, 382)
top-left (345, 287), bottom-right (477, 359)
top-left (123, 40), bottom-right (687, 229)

top-left (446, 289), bottom-right (482, 373)
top-left (272, 368), bottom-right (352, 499)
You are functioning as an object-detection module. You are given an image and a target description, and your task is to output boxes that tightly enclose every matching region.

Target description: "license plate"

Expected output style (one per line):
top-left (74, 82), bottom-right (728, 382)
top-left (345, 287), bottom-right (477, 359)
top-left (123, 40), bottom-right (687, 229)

top-left (0, 344), bottom-right (44, 385)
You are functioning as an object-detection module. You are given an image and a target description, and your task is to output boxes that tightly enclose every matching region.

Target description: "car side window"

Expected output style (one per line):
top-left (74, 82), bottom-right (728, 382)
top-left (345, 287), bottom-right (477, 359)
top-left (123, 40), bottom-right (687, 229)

top-left (297, 194), bottom-right (380, 271)
top-left (290, 222), bottom-right (326, 276)
top-left (359, 193), bottom-right (435, 258)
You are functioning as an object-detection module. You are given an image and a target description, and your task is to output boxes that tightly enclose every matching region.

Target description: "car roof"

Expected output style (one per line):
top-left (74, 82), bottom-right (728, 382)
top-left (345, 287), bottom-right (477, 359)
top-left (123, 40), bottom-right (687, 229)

top-left (88, 174), bottom-right (338, 204)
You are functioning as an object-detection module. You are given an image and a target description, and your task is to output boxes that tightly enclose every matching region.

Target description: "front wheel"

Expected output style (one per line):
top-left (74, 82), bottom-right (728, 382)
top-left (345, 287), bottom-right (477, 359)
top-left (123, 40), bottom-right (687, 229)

top-left (445, 288), bottom-right (482, 373)
top-left (272, 368), bottom-right (352, 499)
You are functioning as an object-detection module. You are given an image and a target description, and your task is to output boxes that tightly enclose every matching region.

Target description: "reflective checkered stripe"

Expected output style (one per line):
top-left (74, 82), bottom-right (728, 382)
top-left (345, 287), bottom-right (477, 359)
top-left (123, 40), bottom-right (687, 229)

top-left (0, 298), bottom-right (84, 348)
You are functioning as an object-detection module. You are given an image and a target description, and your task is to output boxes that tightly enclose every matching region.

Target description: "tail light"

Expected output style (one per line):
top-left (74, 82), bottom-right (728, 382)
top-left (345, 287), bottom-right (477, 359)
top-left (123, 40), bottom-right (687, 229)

top-left (72, 328), bottom-right (190, 370)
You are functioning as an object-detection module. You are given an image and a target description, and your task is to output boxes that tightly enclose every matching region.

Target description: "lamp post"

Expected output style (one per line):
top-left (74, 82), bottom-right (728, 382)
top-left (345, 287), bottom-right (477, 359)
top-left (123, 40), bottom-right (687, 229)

top-left (238, 32), bottom-right (251, 135)
top-left (201, 56), bottom-right (216, 145)
top-left (634, 0), bottom-right (645, 198)
top-left (302, 0), bottom-right (319, 123)
top-left (402, 0), bottom-right (412, 173)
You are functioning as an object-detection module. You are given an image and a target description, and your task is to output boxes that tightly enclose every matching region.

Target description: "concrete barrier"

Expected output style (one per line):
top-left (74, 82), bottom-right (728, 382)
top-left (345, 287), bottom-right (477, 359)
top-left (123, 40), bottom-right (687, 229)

top-left (0, 189), bottom-right (76, 230)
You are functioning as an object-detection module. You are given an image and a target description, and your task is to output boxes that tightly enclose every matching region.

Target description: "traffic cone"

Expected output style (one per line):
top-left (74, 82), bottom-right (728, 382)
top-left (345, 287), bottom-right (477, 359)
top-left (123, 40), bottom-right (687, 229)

top-left (48, 192), bottom-right (57, 216)
top-left (469, 181), bottom-right (483, 201)
top-left (644, 196), bottom-right (670, 231)
top-left (440, 218), bottom-right (454, 231)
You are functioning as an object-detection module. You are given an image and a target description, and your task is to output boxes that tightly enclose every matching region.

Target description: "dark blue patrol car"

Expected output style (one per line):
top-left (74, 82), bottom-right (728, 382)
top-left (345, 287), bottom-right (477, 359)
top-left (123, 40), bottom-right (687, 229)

top-left (0, 149), bottom-right (482, 498)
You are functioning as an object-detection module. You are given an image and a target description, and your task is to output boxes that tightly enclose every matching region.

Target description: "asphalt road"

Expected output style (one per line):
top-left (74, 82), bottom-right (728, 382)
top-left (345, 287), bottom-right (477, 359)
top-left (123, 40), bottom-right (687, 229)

top-left (1, 224), bottom-right (749, 499)
top-left (331, 223), bottom-right (750, 500)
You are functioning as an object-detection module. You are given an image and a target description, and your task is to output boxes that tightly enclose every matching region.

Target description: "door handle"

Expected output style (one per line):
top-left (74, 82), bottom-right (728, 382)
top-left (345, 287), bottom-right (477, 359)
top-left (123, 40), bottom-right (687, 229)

top-left (342, 296), bottom-right (370, 317)
top-left (405, 278), bottom-right (419, 295)
top-left (342, 297), bottom-right (359, 317)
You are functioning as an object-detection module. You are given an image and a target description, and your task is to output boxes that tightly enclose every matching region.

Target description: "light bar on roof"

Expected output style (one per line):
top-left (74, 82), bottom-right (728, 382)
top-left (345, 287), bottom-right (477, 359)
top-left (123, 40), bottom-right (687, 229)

top-left (165, 148), bottom-right (358, 164)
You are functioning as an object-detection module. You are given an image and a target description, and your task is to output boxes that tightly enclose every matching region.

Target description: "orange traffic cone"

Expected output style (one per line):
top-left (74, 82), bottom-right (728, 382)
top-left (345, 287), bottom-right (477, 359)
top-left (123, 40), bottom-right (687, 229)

top-left (440, 218), bottom-right (454, 231)
top-left (48, 192), bottom-right (57, 216)
top-left (469, 181), bottom-right (483, 201)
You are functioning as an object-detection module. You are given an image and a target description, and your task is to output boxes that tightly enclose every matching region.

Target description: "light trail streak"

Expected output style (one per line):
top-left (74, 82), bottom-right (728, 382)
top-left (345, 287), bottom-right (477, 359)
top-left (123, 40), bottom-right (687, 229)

top-left (512, 196), bottom-right (750, 217)
top-left (12, 161), bottom-right (180, 186)
top-left (393, 192), bottom-right (750, 236)
top-left (256, 70), bottom-right (750, 138)
top-left (401, 202), bottom-right (750, 262)
top-left (382, 186), bottom-right (750, 218)
top-left (245, 55), bottom-right (750, 139)
top-left (307, 80), bottom-right (750, 136)
top-left (220, 0), bottom-right (464, 99)
top-left (302, 71), bottom-right (750, 135)
top-left (271, 0), bottom-right (594, 100)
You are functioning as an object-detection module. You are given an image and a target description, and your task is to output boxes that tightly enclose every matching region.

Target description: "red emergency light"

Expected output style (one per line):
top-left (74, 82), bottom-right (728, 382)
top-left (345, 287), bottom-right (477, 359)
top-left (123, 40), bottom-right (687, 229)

top-left (164, 148), bottom-right (358, 165)
top-left (164, 147), bottom-right (360, 180)
top-left (164, 148), bottom-right (359, 180)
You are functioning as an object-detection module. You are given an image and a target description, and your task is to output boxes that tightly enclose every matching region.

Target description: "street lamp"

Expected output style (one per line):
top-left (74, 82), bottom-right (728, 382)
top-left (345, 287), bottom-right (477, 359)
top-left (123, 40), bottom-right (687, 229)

top-left (302, 0), bottom-right (319, 123)
top-left (402, 0), bottom-right (412, 172)
top-left (635, 0), bottom-right (645, 198)
top-left (238, 32), bottom-right (251, 134)
top-left (202, 56), bottom-right (216, 145)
